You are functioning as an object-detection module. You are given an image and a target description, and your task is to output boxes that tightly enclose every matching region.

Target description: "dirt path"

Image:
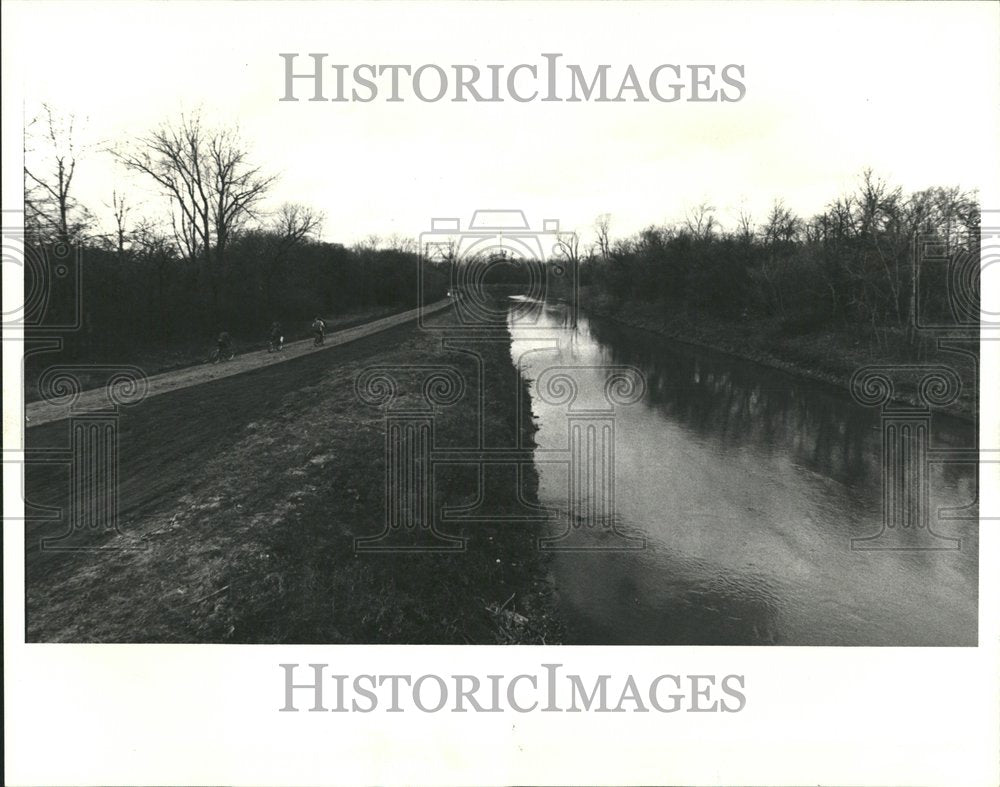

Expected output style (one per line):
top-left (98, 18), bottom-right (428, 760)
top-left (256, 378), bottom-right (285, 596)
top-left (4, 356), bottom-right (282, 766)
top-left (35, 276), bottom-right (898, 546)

top-left (24, 304), bottom-right (557, 643)
top-left (25, 299), bottom-right (452, 427)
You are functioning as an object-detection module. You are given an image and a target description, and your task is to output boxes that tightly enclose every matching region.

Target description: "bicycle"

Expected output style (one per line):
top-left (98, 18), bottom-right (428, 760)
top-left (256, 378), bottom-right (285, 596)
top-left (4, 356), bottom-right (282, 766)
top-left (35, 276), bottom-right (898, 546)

top-left (209, 346), bottom-right (236, 364)
top-left (268, 335), bottom-right (284, 353)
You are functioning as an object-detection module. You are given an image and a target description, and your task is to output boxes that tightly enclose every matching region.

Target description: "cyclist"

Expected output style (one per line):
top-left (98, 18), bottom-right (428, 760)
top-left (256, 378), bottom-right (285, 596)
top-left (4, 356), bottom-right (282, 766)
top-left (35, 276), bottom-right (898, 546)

top-left (268, 321), bottom-right (284, 352)
top-left (311, 316), bottom-right (326, 346)
top-left (213, 330), bottom-right (234, 363)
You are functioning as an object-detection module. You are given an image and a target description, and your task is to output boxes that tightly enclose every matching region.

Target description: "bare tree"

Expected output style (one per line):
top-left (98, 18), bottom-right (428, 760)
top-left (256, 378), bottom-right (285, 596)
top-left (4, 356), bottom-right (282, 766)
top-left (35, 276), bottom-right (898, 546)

top-left (107, 190), bottom-right (132, 260)
top-left (748, 200), bottom-right (803, 318)
top-left (684, 202), bottom-right (718, 239)
top-left (423, 237), bottom-right (459, 294)
top-left (424, 237), bottom-right (458, 265)
top-left (132, 218), bottom-right (179, 326)
top-left (611, 236), bottom-right (635, 258)
top-left (273, 202), bottom-right (323, 254)
top-left (114, 112), bottom-right (276, 311)
top-left (845, 171), bottom-right (906, 337)
top-left (248, 202), bottom-right (324, 316)
top-left (353, 234), bottom-right (382, 254)
top-left (594, 213), bottom-right (612, 259)
top-left (386, 233), bottom-right (416, 254)
top-left (736, 208), bottom-right (755, 244)
top-left (762, 200), bottom-right (801, 245)
top-left (554, 230), bottom-right (582, 268)
top-left (24, 104), bottom-right (94, 244)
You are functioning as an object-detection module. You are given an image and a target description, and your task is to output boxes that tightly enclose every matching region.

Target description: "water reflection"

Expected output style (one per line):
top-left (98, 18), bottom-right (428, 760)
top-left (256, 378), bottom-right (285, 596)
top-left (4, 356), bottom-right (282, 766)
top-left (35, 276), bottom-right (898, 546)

top-left (510, 298), bottom-right (978, 645)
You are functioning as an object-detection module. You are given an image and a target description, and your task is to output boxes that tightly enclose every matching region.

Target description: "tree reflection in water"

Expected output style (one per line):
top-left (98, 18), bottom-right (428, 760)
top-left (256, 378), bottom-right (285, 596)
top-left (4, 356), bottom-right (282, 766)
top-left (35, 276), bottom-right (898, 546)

top-left (510, 299), bottom-right (978, 645)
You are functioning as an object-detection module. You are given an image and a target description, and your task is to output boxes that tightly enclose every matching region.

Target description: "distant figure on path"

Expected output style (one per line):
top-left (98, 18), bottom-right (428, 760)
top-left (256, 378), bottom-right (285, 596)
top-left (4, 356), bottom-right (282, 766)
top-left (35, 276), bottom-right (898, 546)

top-left (212, 330), bottom-right (234, 363)
top-left (268, 321), bottom-right (284, 352)
top-left (311, 316), bottom-right (326, 346)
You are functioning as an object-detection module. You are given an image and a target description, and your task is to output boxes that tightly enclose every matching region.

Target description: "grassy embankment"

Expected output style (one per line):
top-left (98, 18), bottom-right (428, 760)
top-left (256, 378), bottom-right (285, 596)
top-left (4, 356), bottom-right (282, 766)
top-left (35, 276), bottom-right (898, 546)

top-left (24, 304), bottom-right (408, 403)
top-left (26, 307), bottom-right (560, 643)
top-left (576, 286), bottom-right (977, 421)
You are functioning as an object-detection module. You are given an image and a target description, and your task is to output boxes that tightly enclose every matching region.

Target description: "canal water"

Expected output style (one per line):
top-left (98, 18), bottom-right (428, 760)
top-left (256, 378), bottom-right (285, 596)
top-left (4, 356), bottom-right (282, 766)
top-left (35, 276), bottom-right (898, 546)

top-left (508, 297), bottom-right (978, 645)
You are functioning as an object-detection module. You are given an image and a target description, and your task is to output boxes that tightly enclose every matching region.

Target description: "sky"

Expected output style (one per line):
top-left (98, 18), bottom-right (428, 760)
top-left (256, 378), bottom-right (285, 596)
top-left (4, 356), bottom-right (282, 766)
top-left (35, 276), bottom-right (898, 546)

top-left (4, 1), bottom-right (999, 249)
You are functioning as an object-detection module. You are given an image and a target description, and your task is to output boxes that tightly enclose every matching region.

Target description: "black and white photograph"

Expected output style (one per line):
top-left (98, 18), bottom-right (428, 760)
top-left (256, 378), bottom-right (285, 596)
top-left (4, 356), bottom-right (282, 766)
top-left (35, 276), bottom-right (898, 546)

top-left (3, 1), bottom-right (998, 785)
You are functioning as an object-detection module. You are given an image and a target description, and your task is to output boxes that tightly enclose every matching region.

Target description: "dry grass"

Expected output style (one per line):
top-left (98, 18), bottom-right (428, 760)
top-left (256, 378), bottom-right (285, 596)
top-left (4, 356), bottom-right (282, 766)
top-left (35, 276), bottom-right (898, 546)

top-left (25, 308), bottom-right (561, 643)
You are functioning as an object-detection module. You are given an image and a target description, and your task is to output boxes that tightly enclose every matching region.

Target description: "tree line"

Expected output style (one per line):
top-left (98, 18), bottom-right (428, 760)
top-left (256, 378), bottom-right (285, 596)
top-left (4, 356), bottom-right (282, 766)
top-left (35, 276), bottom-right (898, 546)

top-left (24, 106), bottom-right (446, 355)
top-left (574, 171), bottom-right (979, 343)
top-left (25, 104), bottom-right (979, 355)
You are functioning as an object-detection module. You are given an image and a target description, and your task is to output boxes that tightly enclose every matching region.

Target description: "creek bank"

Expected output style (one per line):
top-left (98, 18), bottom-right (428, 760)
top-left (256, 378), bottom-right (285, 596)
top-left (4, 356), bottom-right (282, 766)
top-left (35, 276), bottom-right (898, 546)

top-left (576, 288), bottom-right (976, 422)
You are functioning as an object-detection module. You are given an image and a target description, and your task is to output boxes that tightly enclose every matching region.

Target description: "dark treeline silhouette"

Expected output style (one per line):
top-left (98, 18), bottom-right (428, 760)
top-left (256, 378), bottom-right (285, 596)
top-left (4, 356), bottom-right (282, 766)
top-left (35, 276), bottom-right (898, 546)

top-left (30, 233), bottom-right (448, 355)
top-left (23, 106), bottom-right (448, 358)
top-left (579, 172), bottom-right (980, 344)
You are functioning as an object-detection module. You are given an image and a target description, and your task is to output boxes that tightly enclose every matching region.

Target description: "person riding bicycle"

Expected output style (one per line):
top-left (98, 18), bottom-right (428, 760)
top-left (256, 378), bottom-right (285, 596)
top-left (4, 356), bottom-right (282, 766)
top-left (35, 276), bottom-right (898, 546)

top-left (211, 330), bottom-right (234, 363)
top-left (269, 321), bottom-right (284, 352)
top-left (311, 316), bottom-right (326, 345)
